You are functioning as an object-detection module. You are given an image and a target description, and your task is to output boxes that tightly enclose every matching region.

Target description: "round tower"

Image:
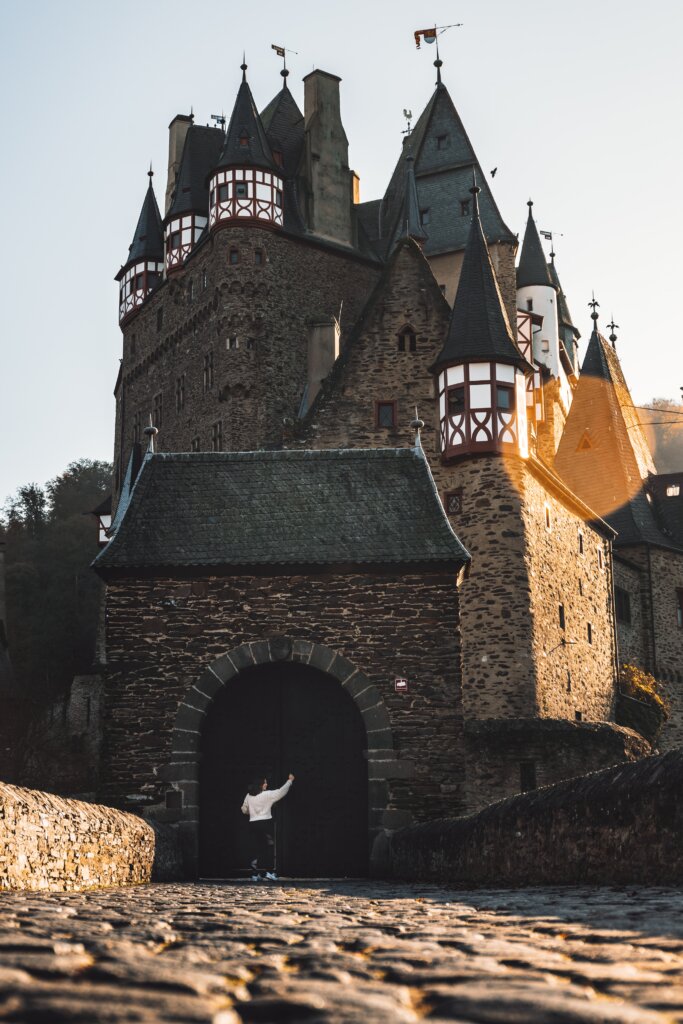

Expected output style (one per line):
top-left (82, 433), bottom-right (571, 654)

top-left (432, 185), bottom-right (530, 461)
top-left (516, 201), bottom-right (560, 377)
top-left (164, 119), bottom-right (223, 273)
top-left (115, 170), bottom-right (164, 326)
top-left (209, 63), bottom-right (284, 232)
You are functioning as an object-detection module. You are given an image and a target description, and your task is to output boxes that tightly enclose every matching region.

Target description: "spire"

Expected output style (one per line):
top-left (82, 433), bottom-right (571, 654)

top-left (607, 317), bottom-right (619, 349)
top-left (400, 156), bottom-right (427, 244)
top-left (125, 171), bottom-right (164, 265)
top-left (517, 201), bottom-right (553, 288)
top-left (214, 63), bottom-right (277, 173)
top-left (432, 181), bottom-right (525, 370)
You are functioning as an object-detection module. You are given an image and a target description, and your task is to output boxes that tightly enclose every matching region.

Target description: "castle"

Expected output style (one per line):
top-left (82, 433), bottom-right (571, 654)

top-left (90, 54), bottom-right (683, 876)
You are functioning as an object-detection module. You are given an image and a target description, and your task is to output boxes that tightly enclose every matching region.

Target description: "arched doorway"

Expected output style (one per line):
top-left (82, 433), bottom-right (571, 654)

top-left (199, 661), bottom-right (368, 878)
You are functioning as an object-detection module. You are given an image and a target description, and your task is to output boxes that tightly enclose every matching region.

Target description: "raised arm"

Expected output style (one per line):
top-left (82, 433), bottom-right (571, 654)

top-left (267, 777), bottom-right (293, 804)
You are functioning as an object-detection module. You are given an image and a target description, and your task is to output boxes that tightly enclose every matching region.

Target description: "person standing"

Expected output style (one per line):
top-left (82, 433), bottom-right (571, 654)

top-left (241, 773), bottom-right (295, 881)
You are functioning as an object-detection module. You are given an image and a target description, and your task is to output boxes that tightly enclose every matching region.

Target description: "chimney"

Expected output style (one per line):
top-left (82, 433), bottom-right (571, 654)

top-left (302, 71), bottom-right (353, 247)
top-left (307, 317), bottom-right (340, 407)
top-left (165, 114), bottom-right (193, 215)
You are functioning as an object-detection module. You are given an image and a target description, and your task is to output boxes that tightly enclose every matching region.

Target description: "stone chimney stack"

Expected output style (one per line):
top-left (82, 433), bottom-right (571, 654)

top-left (165, 114), bottom-right (193, 215)
top-left (307, 317), bottom-right (340, 407)
top-left (302, 71), bottom-right (353, 247)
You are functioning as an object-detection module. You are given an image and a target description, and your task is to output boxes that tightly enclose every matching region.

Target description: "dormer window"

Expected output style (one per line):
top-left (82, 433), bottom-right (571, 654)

top-left (239, 131), bottom-right (249, 148)
top-left (420, 208), bottom-right (431, 225)
top-left (437, 134), bottom-right (449, 150)
top-left (273, 150), bottom-right (284, 167)
top-left (460, 199), bottom-right (470, 217)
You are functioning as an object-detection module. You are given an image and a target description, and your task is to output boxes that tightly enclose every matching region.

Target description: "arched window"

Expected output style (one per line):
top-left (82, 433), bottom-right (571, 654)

top-left (397, 325), bottom-right (417, 353)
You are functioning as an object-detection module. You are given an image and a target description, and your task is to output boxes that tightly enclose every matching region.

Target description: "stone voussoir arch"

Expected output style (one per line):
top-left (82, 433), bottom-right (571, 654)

top-left (167, 639), bottom-right (407, 847)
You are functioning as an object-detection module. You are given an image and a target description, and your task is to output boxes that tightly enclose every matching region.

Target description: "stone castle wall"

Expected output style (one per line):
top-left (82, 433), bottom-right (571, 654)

top-left (101, 570), bottom-right (466, 823)
top-left (388, 747), bottom-right (678, 887)
top-left (649, 546), bottom-right (683, 748)
top-left (613, 554), bottom-right (648, 668)
top-left (0, 783), bottom-right (154, 892)
top-left (521, 468), bottom-right (615, 722)
top-left (115, 226), bottom-right (380, 495)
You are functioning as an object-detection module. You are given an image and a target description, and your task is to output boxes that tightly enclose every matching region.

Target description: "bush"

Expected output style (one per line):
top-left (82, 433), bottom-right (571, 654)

top-left (619, 664), bottom-right (671, 720)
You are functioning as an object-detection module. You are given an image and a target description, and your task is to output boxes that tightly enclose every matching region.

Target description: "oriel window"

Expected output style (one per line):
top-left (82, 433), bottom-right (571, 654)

top-left (495, 385), bottom-right (514, 410)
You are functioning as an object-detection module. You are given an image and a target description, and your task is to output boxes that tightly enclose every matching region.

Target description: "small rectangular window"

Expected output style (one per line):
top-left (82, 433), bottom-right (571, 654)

top-left (229, 249), bottom-right (239, 265)
top-left (275, 188), bottom-right (283, 208)
top-left (677, 589), bottom-right (683, 628)
top-left (448, 386), bottom-right (466, 416)
top-left (210, 188), bottom-right (215, 207)
top-left (520, 761), bottom-right (536, 793)
top-left (218, 183), bottom-right (229, 202)
top-left (170, 230), bottom-right (181, 249)
top-left (436, 134), bottom-right (448, 150)
top-left (444, 489), bottom-right (463, 515)
top-left (495, 385), bottom-right (514, 410)
top-left (578, 531), bottom-right (584, 555)
top-left (545, 506), bottom-right (551, 530)
top-left (254, 249), bottom-right (263, 265)
top-left (211, 420), bottom-right (223, 452)
top-left (227, 336), bottom-right (239, 350)
top-left (235, 181), bottom-right (248, 198)
top-left (559, 604), bottom-right (565, 630)
top-left (191, 437), bottom-right (200, 452)
top-left (203, 350), bottom-right (214, 391)
top-left (615, 586), bottom-right (631, 624)
top-left (375, 401), bottom-right (396, 429)
top-left (420, 208), bottom-right (431, 225)
top-left (526, 298), bottom-right (533, 311)
top-left (575, 711), bottom-right (583, 722)
top-left (175, 374), bottom-right (185, 412)
top-left (460, 199), bottom-right (470, 217)
top-left (598, 547), bottom-right (604, 570)
top-left (587, 622), bottom-right (593, 644)
top-left (134, 273), bottom-right (144, 291)
top-left (578, 579), bottom-right (583, 596)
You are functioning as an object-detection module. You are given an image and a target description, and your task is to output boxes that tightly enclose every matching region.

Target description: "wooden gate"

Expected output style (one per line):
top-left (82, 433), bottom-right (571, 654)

top-left (199, 661), bottom-right (368, 878)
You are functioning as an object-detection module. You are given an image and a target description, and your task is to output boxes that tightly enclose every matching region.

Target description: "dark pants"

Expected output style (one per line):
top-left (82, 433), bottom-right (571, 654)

top-left (249, 819), bottom-right (274, 871)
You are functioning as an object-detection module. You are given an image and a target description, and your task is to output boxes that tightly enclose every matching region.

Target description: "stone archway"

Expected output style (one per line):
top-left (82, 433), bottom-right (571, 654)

top-left (168, 638), bottom-right (399, 877)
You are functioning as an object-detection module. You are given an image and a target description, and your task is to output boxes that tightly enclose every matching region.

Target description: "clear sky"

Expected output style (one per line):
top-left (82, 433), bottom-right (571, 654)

top-left (1, 0), bottom-right (681, 502)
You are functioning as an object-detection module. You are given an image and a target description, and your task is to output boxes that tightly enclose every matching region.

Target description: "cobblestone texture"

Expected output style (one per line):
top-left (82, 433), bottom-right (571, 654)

top-left (0, 881), bottom-right (681, 1022)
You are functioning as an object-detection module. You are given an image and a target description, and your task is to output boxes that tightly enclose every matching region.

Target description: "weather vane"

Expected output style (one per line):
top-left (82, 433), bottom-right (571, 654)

top-left (210, 112), bottom-right (226, 129)
top-left (540, 229), bottom-right (563, 259)
top-left (271, 43), bottom-right (298, 78)
top-left (402, 109), bottom-right (413, 135)
top-left (414, 23), bottom-right (463, 84)
top-left (588, 293), bottom-right (600, 325)
top-left (606, 317), bottom-right (619, 349)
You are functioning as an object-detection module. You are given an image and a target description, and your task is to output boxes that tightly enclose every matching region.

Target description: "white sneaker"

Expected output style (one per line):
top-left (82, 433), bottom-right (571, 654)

top-left (265, 871), bottom-right (279, 881)
top-left (251, 873), bottom-right (262, 882)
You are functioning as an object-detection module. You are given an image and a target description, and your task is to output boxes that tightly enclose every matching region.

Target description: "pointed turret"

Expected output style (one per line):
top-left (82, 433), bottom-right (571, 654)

top-left (555, 316), bottom-right (667, 548)
top-left (548, 254), bottom-right (580, 375)
top-left (516, 201), bottom-right (562, 384)
top-left (432, 185), bottom-right (529, 461)
top-left (392, 156), bottom-right (427, 248)
top-left (165, 124), bottom-right (223, 272)
top-left (209, 63), bottom-right (284, 231)
top-left (115, 171), bottom-right (164, 326)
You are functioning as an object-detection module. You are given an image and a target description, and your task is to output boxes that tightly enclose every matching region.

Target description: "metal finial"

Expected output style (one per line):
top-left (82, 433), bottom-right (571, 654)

top-left (588, 292), bottom-right (600, 327)
top-left (148, 162), bottom-right (153, 180)
top-left (607, 316), bottom-right (619, 348)
top-left (411, 407), bottom-right (425, 447)
top-left (241, 54), bottom-right (247, 81)
top-left (143, 417), bottom-right (158, 454)
top-left (527, 198), bottom-right (534, 209)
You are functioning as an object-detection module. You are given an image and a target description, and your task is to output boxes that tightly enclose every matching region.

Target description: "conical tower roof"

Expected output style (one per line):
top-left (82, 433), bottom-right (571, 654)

top-left (167, 125), bottom-right (224, 221)
top-left (125, 174), bottom-right (164, 266)
top-left (432, 186), bottom-right (526, 372)
top-left (260, 74), bottom-right (305, 175)
top-left (393, 156), bottom-right (427, 247)
top-left (548, 257), bottom-right (578, 336)
top-left (214, 64), bottom-right (277, 173)
top-left (517, 201), bottom-right (553, 288)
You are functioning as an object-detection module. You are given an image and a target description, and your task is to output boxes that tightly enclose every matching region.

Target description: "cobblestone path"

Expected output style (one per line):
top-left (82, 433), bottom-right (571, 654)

top-left (1, 881), bottom-right (682, 1022)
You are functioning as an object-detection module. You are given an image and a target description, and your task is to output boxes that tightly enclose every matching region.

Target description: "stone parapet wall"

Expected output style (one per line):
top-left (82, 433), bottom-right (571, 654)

top-left (0, 783), bottom-right (154, 891)
top-left (388, 748), bottom-right (681, 886)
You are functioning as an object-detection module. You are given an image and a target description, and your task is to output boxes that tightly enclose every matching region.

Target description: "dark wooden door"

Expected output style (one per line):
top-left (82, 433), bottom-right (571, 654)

top-left (199, 662), bottom-right (368, 877)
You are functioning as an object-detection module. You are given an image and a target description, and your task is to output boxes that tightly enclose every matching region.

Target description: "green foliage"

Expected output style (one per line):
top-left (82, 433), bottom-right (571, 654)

top-left (618, 663), bottom-right (671, 720)
top-left (1, 459), bottom-right (112, 698)
top-left (641, 398), bottom-right (683, 473)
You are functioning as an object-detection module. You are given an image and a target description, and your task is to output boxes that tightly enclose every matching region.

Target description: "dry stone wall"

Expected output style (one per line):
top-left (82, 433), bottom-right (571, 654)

top-left (389, 747), bottom-right (679, 886)
top-left (0, 783), bottom-right (154, 891)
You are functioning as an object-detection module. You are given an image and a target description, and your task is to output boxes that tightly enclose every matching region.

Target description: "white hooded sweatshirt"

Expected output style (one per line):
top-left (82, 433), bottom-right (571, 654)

top-left (241, 779), bottom-right (293, 822)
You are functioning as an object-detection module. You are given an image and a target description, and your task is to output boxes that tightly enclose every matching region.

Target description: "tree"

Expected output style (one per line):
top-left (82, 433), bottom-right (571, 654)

top-left (1, 459), bottom-right (112, 699)
top-left (641, 399), bottom-right (683, 473)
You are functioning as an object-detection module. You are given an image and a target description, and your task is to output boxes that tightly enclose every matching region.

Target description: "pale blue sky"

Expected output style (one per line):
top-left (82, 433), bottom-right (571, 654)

top-left (1, 0), bottom-right (681, 501)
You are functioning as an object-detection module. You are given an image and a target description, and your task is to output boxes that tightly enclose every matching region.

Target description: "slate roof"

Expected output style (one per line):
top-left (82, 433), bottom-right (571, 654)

top-left (647, 473), bottom-right (683, 547)
top-left (122, 178), bottom-right (164, 269)
top-left (94, 449), bottom-right (470, 574)
top-left (167, 125), bottom-right (224, 222)
top-left (548, 258), bottom-right (578, 335)
top-left (359, 82), bottom-right (516, 260)
top-left (516, 203), bottom-right (553, 288)
top-left (392, 156), bottom-right (428, 246)
top-left (554, 330), bottom-right (679, 550)
top-left (260, 82), bottom-right (305, 177)
top-left (432, 188), bottom-right (526, 371)
top-left (214, 71), bottom-right (278, 174)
